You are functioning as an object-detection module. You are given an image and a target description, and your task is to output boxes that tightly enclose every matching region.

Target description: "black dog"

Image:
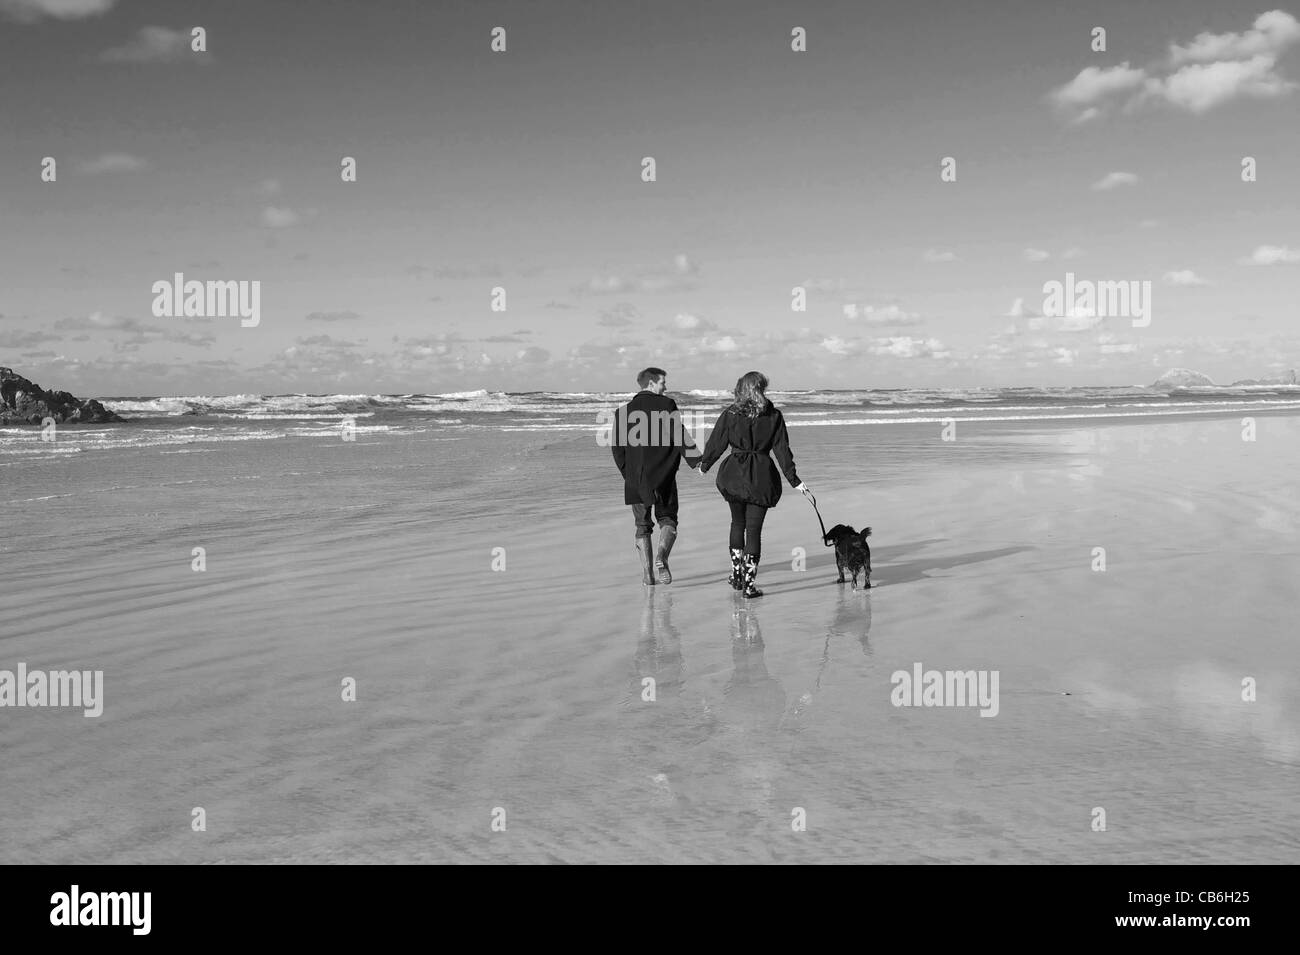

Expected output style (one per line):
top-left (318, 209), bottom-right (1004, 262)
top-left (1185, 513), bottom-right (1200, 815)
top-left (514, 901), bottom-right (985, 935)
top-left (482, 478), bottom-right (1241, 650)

top-left (823, 524), bottom-right (872, 589)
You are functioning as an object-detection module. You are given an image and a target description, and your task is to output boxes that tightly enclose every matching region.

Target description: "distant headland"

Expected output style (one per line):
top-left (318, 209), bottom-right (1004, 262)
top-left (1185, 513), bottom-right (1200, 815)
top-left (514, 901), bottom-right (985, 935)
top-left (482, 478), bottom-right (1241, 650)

top-left (1149, 367), bottom-right (1297, 391)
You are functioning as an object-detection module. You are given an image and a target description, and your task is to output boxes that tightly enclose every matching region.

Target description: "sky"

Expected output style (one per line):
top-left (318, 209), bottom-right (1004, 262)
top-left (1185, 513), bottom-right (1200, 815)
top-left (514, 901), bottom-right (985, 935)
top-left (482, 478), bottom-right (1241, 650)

top-left (1, 0), bottom-right (1298, 396)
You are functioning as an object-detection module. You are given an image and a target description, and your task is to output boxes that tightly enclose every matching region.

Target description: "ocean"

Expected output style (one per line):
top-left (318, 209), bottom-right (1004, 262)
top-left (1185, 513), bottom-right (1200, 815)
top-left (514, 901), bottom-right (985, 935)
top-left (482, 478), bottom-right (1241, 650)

top-left (4, 384), bottom-right (1300, 459)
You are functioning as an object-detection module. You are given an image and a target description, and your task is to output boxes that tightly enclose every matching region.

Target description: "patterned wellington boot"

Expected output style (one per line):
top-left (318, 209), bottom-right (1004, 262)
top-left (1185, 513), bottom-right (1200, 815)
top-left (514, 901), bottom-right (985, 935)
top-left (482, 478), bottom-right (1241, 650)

top-left (741, 554), bottom-right (763, 598)
top-left (727, 548), bottom-right (745, 590)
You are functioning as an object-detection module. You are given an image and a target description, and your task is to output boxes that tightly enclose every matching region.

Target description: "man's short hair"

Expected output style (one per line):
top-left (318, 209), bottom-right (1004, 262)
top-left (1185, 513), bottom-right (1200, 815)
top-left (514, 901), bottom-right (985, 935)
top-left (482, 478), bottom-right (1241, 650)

top-left (637, 367), bottom-right (667, 388)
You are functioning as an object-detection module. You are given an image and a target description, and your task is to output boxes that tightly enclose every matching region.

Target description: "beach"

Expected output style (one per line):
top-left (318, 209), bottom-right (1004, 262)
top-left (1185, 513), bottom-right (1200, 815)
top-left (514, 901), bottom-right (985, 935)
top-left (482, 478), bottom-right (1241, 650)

top-left (2, 398), bottom-right (1298, 863)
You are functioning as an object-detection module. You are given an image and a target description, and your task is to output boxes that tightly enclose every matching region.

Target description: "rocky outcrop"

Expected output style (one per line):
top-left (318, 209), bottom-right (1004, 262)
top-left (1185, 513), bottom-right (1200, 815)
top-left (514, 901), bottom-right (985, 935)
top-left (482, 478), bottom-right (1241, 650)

top-left (1150, 368), bottom-right (1216, 390)
top-left (1229, 369), bottom-right (1297, 387)
top-left (1151, 367), bottom-right (1299, 391)
top-left (0, 366), bottom-right (125, 424)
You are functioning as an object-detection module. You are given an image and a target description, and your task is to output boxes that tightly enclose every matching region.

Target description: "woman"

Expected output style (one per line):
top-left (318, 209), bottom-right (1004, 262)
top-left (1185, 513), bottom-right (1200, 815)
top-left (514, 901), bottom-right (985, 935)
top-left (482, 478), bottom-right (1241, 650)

top-left (699, 371), bottom-right (811, 598)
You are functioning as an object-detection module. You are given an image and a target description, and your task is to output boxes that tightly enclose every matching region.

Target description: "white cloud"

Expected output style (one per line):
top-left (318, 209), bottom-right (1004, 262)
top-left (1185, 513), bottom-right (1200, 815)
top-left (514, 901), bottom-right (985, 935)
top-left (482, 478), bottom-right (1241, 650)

top-left (578, 275), bottom-right (632, 295)
top-left (1244, 245), bottom-right (1300, 265)
top-left (76, 153), bottom-right (147, 175)
top-left (1049, 13), bottom-right (1300, 119)
top-left (1091, 171), bottom-right (1138, 191)
top-left (1098, 332), bottom-right (1139, 354)
top-left (1007, 302), bottom-right (1099, 333)
top-left (843, 303), bottom-right (922, 326)
top-left (516, 346), bottom-right (550, 364)
top-left (1146, 54), bottom-right (1297, 113)
top-left (820, 336), bottom-right (855, 356)
top-left (869, 336), bottom-right (949, 359)
top-left (84, 311), bottom-right (130, 329)
top-left (1168, 10), bottom-right (1300, 66)
top-left (1005, 297), bottom-right (1043, 319)
top-left (922, 249), bottom-right (957, 263)
top-left (702, 335), bottom-right (738, 353)
top-left (1058, 312), bottom-right (1101, 332)
top-left (1163, 269), bottom-right (1208, 285)
top-left (257, 179), bottom-right (282, 198)
top-left (673, 312), bottom-right (708, 330)
top-left (0, 0), bottom-right (114, 22)
top-left (261, 206), bottom-right (300, 229)
top-left (981, 324), bottom-right (1152, 366)
top-left (100, 26), bottom-right (209, 65)
top-left (1023, 248), bottom-right (1050, 262)
top-left (575, 254), bottom-right (700, 296)
top-left (1051, 62), bottom-right (1147, 108)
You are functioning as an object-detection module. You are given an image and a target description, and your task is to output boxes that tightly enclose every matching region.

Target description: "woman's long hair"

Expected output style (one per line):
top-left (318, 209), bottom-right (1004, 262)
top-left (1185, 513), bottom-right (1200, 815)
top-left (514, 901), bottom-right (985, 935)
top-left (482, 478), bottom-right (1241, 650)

top-left (730, 371), bottom-right (769, 418)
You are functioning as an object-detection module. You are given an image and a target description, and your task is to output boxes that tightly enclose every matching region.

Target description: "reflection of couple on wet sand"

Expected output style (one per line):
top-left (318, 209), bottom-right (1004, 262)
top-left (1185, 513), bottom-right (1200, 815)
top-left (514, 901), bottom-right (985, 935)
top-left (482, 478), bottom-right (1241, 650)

top-left (632, 587), bottom-right (873, 820)
top-left (632, 586), bottom-right (873, 727)
top-left (629, 588), bottom-right (784, 723)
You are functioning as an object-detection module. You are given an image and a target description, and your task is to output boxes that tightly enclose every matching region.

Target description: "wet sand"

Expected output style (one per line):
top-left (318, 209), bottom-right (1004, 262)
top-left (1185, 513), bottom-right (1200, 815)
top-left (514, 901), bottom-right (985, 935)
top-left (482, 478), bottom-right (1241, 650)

top-left (2, 412), bottom-right (1298, 862)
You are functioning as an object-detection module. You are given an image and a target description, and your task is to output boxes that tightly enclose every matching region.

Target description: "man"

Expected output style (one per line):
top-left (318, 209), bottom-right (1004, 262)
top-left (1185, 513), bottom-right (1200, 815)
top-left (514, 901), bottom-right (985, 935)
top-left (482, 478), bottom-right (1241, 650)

top-left (611, 367), bottom-right (701, 585)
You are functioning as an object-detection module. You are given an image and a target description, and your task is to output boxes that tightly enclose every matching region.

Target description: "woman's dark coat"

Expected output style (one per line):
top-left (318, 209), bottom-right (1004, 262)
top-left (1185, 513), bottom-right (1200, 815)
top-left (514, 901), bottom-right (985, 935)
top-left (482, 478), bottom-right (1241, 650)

top-left (699, 399), bottom-right (801, 507)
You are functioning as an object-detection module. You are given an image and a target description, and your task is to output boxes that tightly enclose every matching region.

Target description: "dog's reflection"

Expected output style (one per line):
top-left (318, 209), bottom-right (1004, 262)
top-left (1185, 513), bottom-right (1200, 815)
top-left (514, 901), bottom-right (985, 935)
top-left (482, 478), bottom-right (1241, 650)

top-left (633, 588), bottom-right (685, 700)
top-left (788, 587), bottom-right (873, 723)
top-left (825, 585), bottom-right (873, 670)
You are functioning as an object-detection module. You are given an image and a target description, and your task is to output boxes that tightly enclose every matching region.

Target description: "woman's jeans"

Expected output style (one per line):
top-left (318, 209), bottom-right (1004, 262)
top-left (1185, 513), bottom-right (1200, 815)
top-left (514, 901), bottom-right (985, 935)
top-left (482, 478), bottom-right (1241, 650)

top-left (727, 500), bottom-right (768, 560)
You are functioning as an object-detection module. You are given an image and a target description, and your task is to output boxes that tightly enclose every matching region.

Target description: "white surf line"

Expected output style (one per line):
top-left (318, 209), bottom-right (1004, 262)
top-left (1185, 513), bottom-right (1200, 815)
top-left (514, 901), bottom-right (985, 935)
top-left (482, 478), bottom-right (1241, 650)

top-left (495, 402), bottom-right (1300, 433)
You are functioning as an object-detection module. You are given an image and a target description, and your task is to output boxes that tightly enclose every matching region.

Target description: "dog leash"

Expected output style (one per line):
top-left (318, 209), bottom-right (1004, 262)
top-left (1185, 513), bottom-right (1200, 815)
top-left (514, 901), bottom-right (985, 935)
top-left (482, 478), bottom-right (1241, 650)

top-left (805, 491), bottom-right (833, 546)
